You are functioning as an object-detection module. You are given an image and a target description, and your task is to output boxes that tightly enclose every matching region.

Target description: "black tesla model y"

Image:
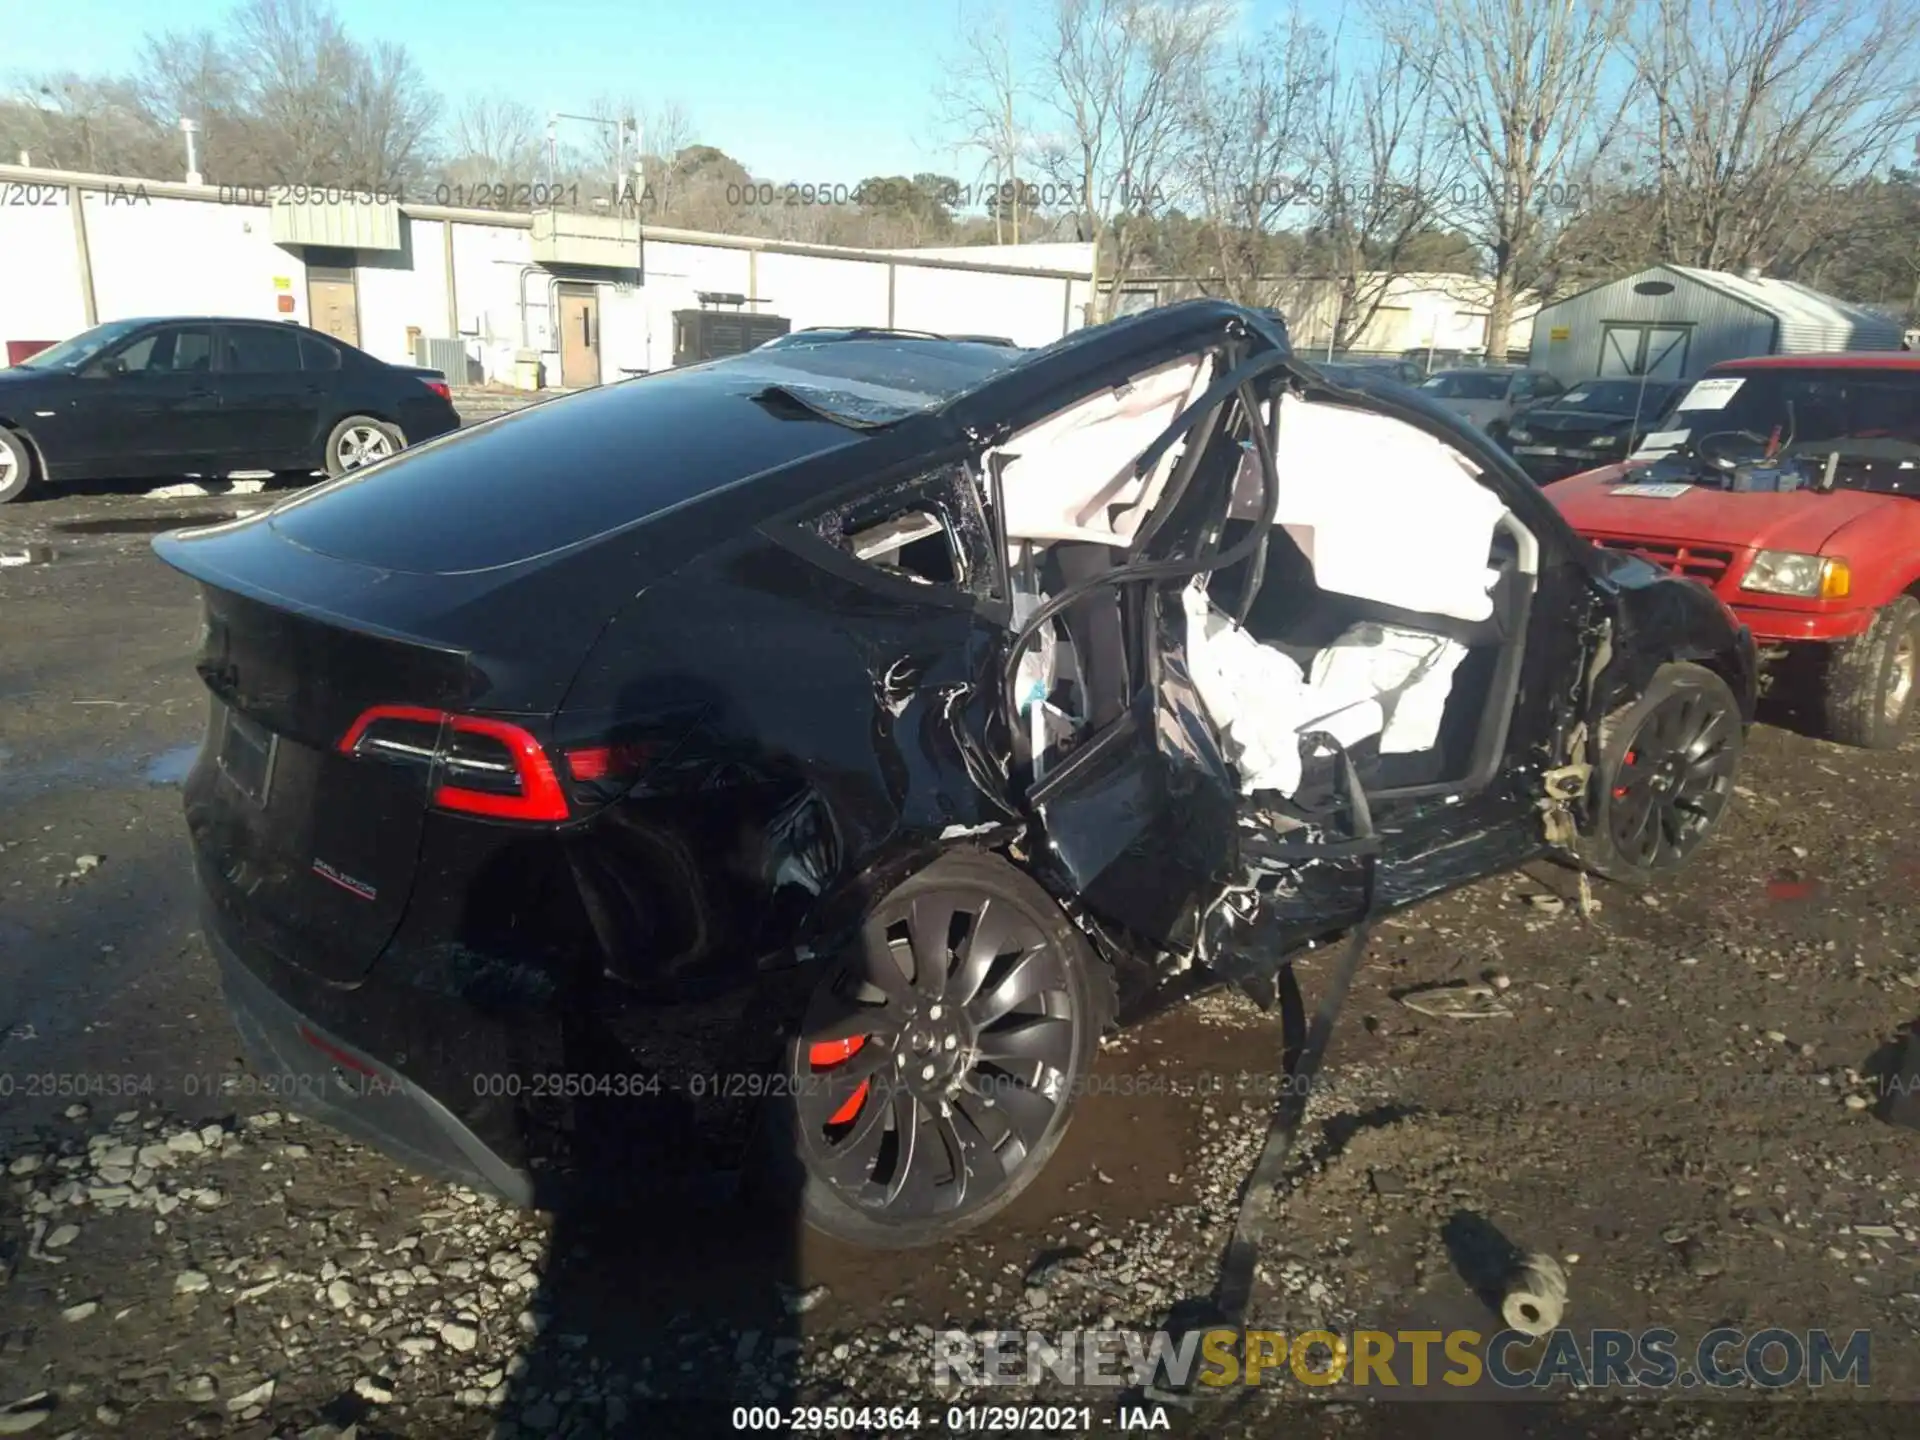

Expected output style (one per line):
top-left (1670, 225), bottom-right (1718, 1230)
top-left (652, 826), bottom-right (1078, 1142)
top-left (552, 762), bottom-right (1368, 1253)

top-left (154, 301), bottom-right (1757, 1248)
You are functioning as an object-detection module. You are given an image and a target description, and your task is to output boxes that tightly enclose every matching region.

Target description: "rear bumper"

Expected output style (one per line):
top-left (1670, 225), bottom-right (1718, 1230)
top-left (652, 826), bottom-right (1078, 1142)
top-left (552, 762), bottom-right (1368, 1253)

top-left (206, 912), bottom-right (536, 1206)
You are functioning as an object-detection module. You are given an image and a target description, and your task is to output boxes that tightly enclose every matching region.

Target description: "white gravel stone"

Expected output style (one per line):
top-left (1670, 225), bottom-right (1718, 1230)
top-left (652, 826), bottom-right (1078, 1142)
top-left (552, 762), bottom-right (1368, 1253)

top-left (439, 1321), bottom-right (480, 1353)
top-left (226, 1380), bottom-right (274, 1411)
top-left (175, 1271), bottom-right (211, 1294)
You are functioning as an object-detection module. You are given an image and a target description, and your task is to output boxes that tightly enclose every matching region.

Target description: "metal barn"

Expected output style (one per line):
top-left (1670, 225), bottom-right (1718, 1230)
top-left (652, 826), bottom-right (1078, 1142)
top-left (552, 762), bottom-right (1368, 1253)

top-left (1528, 264), bottom-right (1903, 384)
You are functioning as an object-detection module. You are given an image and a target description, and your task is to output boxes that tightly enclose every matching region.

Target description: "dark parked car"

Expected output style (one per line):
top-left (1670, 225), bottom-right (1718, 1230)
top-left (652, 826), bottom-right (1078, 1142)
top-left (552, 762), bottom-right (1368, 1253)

top-left (152, 300), bottom-right (1755, 1248)
top-left (0, 316), bottom-right (461, 503)
top-left (1505, 377), bottom-right (1687, 483)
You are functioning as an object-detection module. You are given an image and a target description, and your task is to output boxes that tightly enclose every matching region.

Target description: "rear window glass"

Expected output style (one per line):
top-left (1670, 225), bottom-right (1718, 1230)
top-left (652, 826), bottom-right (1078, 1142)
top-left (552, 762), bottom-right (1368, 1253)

top-left (299, 333), bottom-right (343, 371)
top-left (265, 370), bottom-right (866, 573)
top-left (715, 339), bottom-right (1026, 413)
top-left (224, 325), bottom-right (302, 374)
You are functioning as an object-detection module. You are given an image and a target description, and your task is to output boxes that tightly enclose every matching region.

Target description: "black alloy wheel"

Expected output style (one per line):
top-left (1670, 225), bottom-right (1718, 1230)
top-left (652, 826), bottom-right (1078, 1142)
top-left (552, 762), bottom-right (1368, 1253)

top-left (781, 851), bottom-right (1101, 1247)
top-left (1583, 662), bottom-right (1744, 883)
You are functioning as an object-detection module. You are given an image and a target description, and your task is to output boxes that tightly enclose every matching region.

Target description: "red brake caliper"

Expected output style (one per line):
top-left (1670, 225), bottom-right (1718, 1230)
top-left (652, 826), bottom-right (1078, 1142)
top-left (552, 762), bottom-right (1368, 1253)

top-left (1613, 748), bottom-right (1636, 799)
top-left (808, 1035), bottom-right (869, 1125)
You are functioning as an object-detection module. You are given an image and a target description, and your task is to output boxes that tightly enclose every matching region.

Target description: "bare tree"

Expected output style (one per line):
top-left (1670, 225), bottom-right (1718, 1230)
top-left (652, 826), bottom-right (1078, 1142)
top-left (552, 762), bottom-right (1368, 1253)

top-left (337, 39), bottom-right (439, 190)
top-left (0, 73), bottom-right (166, 175)
top-left (1179, 10), bottom-right (1328, 306)
top-left (1304, 37), bottom-right (1467, 351)
top-left (443, 94), bottom-right (544, 188)
top-left (1033, 0), bottom-right (1229, 322)
top-left (937, 2), bottom-right (1034, 243)
top-left (1630, 0), bottom-right (1920, 276)
top-left (636, 101), bottom-right (695, 218)
top-left (1372, 0), bottom-right (1634, 358)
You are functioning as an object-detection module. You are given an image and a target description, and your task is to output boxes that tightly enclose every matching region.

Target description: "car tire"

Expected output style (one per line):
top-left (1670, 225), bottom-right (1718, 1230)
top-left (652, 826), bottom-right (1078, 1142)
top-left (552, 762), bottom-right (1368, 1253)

top-left (0, 427), bottom-right (35, 504)
top-left (1820, 595), bottom-right (1920, 750)
top-left (323, 416), bottom-right (405, 477)
top-left (754, 850), bottom-right (1109, 1250)
top-left (1576, 661), bottom-right (1744, 887)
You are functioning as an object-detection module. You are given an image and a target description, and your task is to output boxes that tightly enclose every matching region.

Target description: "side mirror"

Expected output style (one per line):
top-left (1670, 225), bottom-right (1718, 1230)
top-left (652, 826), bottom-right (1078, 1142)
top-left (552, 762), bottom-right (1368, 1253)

top-left (87, 355), bottom-right (129, 379)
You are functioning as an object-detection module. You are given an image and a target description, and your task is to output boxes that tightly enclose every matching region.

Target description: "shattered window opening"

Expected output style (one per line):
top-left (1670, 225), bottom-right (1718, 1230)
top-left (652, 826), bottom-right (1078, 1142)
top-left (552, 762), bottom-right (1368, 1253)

top-left (811, 467), bottom-right (997, 599)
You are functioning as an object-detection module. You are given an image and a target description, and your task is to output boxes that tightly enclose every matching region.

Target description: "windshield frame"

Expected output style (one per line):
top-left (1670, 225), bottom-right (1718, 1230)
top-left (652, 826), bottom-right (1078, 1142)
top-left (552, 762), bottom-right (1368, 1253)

top-left (13, 319), bottom-right (151, 372)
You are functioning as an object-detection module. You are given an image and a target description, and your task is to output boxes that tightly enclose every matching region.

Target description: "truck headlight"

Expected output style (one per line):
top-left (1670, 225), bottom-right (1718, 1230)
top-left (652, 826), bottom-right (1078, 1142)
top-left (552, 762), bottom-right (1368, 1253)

top-left (1741, 551), bottom-right (1850, 599)
top-left (1508, 427), bottom-right (1532, 444)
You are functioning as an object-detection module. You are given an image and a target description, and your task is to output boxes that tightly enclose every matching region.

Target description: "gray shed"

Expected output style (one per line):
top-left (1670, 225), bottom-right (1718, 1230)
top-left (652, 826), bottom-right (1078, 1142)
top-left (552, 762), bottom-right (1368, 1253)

top-left (1528, 264), bottom-right (1903, 384)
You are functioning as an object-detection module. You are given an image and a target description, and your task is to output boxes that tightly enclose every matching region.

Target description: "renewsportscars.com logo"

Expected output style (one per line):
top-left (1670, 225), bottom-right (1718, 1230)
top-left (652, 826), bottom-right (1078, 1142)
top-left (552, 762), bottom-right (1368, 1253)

top-left (932, 1326), bottom-right (1872, 1392)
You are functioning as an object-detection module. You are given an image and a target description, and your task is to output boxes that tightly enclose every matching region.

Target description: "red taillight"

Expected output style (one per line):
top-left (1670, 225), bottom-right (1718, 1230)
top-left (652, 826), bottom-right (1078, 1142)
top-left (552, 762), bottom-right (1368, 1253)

top-left (424, 379), bottom-right (451, 401)
top-left (338, 705), bottom-right (569, 823)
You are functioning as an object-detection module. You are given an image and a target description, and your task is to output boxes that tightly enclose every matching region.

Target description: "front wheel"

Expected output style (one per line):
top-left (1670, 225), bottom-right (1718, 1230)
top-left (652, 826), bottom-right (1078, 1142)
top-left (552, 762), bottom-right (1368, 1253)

top-left (762, 851), bottom-right (1106, 1249)
top-left (1576, 661), bottom-right (1744, 886)
top-left (323, 416), bottom-right (405, 477)
top-left (1820, 595), bottom-right (1919, 750)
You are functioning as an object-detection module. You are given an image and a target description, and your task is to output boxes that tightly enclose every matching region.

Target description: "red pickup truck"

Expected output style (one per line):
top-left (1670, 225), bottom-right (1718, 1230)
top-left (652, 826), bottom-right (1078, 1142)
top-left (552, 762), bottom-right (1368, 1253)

top-left (1549, 353), bottom-right (1920, 748)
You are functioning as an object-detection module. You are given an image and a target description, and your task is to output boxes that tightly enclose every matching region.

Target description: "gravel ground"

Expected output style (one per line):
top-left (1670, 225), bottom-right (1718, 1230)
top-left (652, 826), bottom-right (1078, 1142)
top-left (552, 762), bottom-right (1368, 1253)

top-left (1, 483), bottom-right (1916, 1440)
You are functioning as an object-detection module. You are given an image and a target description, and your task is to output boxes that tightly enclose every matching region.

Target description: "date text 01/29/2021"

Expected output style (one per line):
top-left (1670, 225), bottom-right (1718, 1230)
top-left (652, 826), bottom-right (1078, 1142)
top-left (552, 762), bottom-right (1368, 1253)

top-left (728, 1405), bottom-right (1169, 1432)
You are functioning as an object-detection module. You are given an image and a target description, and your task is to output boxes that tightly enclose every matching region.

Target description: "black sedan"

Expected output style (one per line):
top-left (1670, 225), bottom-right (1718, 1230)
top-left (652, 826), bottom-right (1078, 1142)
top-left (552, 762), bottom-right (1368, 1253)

top-left (0, 316), bottom-right (461, 503)
top-left (1504, 377), bottom-right (1687, 482)
top-left (152, 302), bottom-right (1755, 1249)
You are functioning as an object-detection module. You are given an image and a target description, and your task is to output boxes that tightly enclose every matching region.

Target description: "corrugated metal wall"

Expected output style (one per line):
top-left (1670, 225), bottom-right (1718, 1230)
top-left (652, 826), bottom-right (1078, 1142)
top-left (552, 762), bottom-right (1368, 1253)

top-left (1530, 265), bottom-right (1904, 383)
top-left (1529, 270), bottom-right (1773, 382)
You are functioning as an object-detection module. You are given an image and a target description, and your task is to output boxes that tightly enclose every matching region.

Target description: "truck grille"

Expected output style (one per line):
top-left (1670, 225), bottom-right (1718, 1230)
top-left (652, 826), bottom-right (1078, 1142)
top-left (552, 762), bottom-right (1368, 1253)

top-left (1586, 536), bottom-right (1735, 585)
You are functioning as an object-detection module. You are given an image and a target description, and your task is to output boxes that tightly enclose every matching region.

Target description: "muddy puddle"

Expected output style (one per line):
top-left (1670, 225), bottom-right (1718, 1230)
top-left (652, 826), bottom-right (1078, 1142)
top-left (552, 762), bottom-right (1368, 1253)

top-left (0, 741), bottom-right (199, 799)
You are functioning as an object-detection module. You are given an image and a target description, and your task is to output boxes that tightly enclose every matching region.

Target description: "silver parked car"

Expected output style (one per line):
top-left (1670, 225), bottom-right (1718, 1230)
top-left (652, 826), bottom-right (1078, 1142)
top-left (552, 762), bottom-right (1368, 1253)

top-left (1419, 367), bottom-right (1565, 442)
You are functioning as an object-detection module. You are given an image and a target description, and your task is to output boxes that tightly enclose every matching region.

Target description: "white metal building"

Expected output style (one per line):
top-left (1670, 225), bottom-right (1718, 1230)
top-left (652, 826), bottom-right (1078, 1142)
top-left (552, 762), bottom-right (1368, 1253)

top-left (1104, 272), bottom-right (1540, 357)
top-left (1527, 264), bottom-right (1905, 384)
top-left (0, 164), bottom-right (1096, 386)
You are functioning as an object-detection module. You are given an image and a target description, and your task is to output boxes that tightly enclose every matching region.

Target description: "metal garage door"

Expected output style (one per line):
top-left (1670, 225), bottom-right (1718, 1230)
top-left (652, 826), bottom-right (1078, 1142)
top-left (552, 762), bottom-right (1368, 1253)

top-left (1599, 324), bottom-right (1690, 378)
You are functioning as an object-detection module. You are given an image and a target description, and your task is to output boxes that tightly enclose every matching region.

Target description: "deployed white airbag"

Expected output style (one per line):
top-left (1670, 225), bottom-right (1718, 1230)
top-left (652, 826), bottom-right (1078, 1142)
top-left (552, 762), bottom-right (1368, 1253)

top-left (1183, 587), bottom-right (1473, 793)
top-left (992, 355), bottom-right (1214, 547)
top-left (1232, 395), bottom-right (1509, 624)
top-left (1308, 623), bottom-right (1470, 754)
top-left (1181, 585), bottom-right (1384, 796)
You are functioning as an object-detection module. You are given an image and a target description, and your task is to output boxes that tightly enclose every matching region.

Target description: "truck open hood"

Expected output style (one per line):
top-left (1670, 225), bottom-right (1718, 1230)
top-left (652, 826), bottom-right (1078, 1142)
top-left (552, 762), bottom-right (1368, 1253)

top-left (1550, 464), bottom-right (1898, 555)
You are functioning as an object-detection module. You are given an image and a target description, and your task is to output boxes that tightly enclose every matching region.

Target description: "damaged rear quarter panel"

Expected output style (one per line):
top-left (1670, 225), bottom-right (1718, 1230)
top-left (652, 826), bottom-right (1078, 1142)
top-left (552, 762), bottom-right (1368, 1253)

top-left (555, 522), bottom-right (1021, 1003)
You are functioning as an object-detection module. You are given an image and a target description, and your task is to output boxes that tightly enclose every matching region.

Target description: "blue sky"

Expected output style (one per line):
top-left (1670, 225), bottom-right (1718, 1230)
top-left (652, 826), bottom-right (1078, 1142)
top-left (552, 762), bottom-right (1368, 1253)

top-left (10, 0), bottom-right (1323, 186)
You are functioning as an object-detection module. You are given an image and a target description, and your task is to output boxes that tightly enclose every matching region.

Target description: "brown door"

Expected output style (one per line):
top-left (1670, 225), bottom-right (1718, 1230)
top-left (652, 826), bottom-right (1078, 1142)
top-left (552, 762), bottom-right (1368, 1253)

top-left (558, 286), bottom-right (601, 388)
top-left (307, 267), bottom-right (360, 348)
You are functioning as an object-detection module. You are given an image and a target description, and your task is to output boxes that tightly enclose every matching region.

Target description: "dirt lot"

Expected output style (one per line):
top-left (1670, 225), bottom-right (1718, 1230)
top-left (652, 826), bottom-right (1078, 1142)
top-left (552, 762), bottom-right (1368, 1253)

top-left (1, 482), bottom-right (1916, 1440)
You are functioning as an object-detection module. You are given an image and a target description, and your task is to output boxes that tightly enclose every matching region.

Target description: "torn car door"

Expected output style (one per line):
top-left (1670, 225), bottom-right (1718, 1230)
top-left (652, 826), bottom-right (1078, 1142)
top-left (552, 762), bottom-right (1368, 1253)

top-left (992, 338), bottom-right (1297, 954)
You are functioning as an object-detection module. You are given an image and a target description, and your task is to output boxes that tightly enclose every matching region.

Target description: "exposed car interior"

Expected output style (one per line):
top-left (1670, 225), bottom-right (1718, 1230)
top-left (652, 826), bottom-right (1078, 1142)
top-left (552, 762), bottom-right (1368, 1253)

top-left (974, 349), bottom-right (1541, 811)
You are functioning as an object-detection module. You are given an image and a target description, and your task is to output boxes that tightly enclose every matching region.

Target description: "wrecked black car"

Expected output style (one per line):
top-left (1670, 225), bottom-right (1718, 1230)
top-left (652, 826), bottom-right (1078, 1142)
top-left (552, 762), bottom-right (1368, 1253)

top-left (152, 300), bottom-right (1758, 1249)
